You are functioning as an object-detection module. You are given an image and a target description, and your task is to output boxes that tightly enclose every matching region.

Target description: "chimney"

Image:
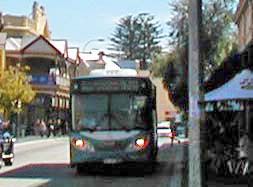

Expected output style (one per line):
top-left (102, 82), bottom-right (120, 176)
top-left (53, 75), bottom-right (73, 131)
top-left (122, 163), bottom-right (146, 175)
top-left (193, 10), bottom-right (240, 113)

top-left (0, 12), bottom-right (3, 31)
top-left (97, 51), bottom-right (105, 65)
top-left (32, 1), bottom-right (39, 20)
top-left (40, 6), bottom-right (45, 15)
top-left (98, 51), bottom-right (104, 61)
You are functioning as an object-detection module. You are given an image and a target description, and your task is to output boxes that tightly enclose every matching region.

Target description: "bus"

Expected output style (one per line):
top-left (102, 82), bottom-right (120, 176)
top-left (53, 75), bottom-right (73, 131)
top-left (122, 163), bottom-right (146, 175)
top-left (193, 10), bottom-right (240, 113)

top-left (69, 71), bottom-right (158, 173)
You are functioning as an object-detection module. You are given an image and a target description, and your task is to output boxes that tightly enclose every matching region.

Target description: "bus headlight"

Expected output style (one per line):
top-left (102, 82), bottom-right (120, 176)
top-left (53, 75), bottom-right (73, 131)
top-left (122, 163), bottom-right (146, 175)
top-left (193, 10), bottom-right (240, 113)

top-left (126, 136), bottom-right (149, 151)
top-left (135, 137), bottom-right (148, 148)
top-left (71, 138), bottom-right (95, 152)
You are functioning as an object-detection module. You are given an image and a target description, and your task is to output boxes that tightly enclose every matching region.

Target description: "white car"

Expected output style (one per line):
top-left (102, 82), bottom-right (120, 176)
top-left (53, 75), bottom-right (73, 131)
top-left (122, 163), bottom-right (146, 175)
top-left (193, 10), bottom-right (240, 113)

top-left (157, 121), bottom-right (172, 137)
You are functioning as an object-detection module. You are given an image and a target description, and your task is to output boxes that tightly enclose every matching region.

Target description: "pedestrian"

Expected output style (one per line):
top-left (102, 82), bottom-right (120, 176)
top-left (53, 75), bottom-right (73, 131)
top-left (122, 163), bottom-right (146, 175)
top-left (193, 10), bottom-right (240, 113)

top-left (11, 121), bottom-right (16, 136)
top-left (60, 119), bottom-right (65, 135)
top-left (57, 119), bottom-right (62, 136)
top-left (209, 139), bottom-right (224, 174)
top-left (64, 120), bottom-right (69, 134)
top-left (2, 120), bottom-right (10, 134)
top-left (0, 118), bottom-right (3, 135)
top-left (39, 119), bottom-right (47, 137)
top-left (61, 119), bottom-right (67, 135)
top-left (47, 119), bottom-right (53, 138)
top-left (52, 119), bottom-right (57, 136)
top-left (235, 131), bottom-right (253, 177)
top-left (170, 124), bottom-right (176, 146)
top-left (237, 131), bottom-right (249, 158)
top-left (34, 118), bottom-right (40, 136)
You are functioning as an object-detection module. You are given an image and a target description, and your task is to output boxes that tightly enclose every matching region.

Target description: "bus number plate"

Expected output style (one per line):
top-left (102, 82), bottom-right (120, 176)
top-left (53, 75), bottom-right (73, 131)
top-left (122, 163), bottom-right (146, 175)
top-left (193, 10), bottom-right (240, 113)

top-left (103, 159), bottom-right (121, 164)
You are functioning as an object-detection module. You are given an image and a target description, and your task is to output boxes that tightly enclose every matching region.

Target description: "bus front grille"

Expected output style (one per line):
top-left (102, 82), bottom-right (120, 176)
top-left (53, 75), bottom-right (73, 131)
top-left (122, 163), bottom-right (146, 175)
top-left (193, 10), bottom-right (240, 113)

top-left (95, 141), bottom-right (127, 151)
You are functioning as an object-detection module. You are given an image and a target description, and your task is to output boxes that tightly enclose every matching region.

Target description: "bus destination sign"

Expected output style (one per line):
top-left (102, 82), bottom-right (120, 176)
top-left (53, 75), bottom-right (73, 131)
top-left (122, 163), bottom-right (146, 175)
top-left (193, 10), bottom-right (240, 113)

top-left (77, 79), bottom-right (141, 92)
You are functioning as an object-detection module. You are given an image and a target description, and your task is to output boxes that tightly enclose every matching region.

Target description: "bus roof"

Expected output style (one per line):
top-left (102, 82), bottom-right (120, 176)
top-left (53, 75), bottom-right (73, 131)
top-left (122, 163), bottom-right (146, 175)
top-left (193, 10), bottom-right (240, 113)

top-left (73, 69), bottom-right (151, 80)
top-left (72, 75), bottom-right (152, 81)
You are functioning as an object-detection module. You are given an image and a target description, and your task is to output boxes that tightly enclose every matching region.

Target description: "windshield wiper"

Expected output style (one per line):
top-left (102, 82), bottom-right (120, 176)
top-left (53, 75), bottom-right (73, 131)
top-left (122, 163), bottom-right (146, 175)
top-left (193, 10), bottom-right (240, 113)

top-left (79, 127), bottom-right (96, 132)
top-left (131, 126), bottom-right (147, 130)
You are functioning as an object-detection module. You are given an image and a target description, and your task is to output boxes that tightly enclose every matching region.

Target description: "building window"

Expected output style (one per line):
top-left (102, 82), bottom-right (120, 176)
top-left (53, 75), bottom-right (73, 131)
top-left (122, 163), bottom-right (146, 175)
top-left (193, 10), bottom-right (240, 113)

top-left (52, 97), bottom-right (55, 107)
top-left (66, 99), bottom-right (69, 109)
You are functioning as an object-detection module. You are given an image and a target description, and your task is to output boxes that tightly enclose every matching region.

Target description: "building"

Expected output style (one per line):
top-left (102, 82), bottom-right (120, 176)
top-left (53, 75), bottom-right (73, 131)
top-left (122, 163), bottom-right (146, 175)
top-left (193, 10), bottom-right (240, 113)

top-left (5, 34), bottom-right (90, 135)
top-left (0, 1), bottom-right (50, 38)
top-left (1, 1), bottom-right (89, 135)
top-left (234, 0), bottom-right (253, 51)
top-left (5, 35), bottom-right (68, 132)
top-left (79, 50), bottom-right (107, 74)
top-left (204, 0), bottom-right (253, 92)
top-left (203, 0), bottom-right (253, 143)
top-left (234, 0), bottom-right (253, 69)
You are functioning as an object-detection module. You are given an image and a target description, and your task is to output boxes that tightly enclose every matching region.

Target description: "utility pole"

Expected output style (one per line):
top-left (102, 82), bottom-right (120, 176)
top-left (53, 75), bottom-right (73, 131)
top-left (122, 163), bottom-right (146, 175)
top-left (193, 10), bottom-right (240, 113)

top-left (188, 0), bottom-right (206, 187)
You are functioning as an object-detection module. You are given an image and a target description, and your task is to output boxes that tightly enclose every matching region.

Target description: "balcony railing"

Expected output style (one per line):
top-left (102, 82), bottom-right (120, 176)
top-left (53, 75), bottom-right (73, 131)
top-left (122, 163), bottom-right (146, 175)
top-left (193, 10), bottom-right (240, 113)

top-left (55, 76), bottom-right (70, 87)
top-left (29, 74), bottom-right (70, 87)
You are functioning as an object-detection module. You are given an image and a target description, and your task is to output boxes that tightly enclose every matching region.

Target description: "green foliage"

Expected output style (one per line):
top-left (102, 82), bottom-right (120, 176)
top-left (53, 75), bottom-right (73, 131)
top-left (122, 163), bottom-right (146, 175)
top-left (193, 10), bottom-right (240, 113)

top-left (110, 13), bottom-right (163, 63)
top-left (0, 64), bottom-right (35, 118)
top-left (151, 53), bottom-right (176, 77)
top-left (161, 0), bottom-right (238, 111)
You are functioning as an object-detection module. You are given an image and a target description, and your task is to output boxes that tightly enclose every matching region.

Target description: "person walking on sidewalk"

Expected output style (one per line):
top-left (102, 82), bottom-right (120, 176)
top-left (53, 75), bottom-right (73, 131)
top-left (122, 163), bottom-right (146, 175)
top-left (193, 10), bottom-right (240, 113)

top-left (47, 119), bottom-right (54, 138)
top-left (170, 124), bottom-right (177, 146)
top-left (39, 119), bottom-right (47, 137)
top-left (34, 119), bottom-right (41, 136)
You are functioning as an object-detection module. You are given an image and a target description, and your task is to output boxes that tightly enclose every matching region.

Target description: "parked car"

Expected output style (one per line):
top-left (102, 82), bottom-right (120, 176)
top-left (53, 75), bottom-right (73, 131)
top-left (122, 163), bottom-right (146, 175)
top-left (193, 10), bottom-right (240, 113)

top-left (157, 121), bottom-right (172, 137)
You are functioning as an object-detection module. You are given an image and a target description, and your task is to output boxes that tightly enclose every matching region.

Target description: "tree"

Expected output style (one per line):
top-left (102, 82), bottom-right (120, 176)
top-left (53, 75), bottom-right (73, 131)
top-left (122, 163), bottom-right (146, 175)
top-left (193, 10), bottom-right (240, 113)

top-left (161, 0), bottom-right (238, 111)
top-left (0, 64), bottom-right (35, 119)
top-left (109, 13), bottom-right (163, 64)
top-left (151, 52), bottom-right (177, 78)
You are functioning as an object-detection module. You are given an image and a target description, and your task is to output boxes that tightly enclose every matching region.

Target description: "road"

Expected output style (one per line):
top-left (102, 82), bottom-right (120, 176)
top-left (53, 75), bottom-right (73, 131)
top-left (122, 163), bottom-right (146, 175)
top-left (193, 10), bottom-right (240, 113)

top-left (0, 137), bottom-right (186, 187)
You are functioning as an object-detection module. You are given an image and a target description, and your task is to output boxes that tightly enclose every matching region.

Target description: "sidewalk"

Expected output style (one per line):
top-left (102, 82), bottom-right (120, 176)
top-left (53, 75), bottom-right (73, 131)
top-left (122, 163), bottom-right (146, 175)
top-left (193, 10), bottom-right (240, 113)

top-left (15, 135), bottom-right (68, 145)
top-left (158, 138), bottom-right (189, 187)
top-left (165, 144), bottom-right (186, 187)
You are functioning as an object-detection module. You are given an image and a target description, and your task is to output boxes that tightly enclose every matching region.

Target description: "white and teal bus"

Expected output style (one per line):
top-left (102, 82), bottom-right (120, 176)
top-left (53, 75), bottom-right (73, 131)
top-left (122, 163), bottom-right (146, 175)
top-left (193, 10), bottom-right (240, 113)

top-left (69, 70), bottom-right (158, 173)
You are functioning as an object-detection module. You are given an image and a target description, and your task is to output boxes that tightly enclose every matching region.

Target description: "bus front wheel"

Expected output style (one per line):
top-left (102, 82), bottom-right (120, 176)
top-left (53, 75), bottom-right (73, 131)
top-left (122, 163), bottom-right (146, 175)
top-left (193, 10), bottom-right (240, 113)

top-left (76, 164), bottom-right (83, 174)
top-left (76, 164), bottom-right (89, 174)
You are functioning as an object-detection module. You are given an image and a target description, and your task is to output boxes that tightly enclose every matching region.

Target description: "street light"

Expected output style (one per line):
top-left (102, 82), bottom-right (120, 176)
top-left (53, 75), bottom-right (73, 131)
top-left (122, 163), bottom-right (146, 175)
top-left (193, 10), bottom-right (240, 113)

top-left (82, 38), bottom-right (105, 52)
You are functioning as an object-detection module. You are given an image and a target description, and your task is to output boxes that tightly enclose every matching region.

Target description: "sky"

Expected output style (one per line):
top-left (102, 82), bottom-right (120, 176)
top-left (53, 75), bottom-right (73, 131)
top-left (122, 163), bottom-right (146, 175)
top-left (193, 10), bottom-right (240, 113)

top-left (1, 0), bottom-right (172, 51)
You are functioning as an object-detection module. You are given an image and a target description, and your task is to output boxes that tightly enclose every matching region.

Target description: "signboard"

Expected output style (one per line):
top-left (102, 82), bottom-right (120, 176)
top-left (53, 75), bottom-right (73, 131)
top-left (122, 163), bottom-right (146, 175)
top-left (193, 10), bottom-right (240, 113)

top-left (240, 78), bottom-right (253, 89)
top-left (74, 79), bottom-right (143, 93)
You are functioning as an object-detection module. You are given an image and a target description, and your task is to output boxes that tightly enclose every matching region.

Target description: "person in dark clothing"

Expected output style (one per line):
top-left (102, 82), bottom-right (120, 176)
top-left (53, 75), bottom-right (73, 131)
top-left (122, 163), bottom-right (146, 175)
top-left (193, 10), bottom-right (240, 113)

top-left (170, 124), bottom-right (177, 146)
top-left (52, 119), bottom-right (57, 136)
top-left (47, 119), bottom-right (54, 137)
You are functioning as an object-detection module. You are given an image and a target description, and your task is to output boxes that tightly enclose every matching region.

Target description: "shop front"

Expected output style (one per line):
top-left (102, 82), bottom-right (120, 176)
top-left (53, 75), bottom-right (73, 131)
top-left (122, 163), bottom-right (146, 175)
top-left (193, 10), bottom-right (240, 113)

top-left (204, 68), bottom-right (253, 180)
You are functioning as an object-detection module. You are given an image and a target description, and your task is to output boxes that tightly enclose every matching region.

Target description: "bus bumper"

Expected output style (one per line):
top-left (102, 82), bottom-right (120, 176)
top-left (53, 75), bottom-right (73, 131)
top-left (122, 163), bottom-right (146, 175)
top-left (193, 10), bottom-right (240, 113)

top-left (70, 148), bottom-right (153, 165)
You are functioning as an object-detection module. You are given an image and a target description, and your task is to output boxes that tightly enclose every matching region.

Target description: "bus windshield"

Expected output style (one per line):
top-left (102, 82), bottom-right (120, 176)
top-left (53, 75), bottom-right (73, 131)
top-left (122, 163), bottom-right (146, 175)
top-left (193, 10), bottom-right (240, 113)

top-left (73, 94), bottom-right (151, 131)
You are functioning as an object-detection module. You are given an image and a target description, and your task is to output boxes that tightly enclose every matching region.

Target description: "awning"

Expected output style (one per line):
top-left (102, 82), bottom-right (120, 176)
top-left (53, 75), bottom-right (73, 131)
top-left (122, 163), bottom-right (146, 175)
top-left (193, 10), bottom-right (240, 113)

top-left (205, 69), bottom-right (253, 102)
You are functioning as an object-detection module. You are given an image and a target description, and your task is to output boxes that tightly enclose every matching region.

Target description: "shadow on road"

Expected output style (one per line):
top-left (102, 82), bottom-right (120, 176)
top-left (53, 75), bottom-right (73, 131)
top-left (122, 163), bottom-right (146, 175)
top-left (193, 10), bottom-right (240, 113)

top-left (75, 161), bottom-right (172, 177)
top-left (0, 145), bottom-right (181, 187)
top-left (0, 163), bottom-right (72, 179)
top-left (0, 161), bottom-right (173, 179)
